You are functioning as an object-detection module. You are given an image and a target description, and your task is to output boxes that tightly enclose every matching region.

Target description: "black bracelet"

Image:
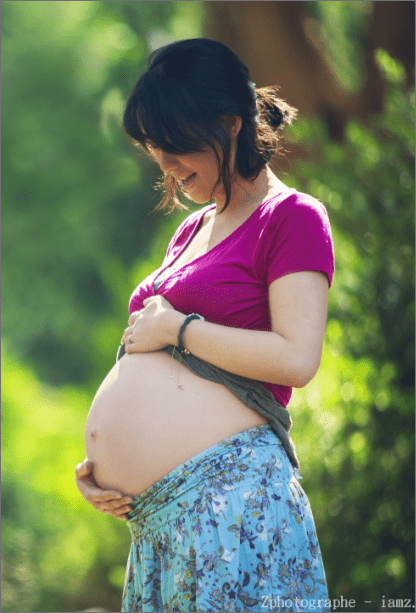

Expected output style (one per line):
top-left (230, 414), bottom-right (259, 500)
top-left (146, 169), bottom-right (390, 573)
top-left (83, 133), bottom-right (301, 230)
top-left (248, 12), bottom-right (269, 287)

top-left (177, 313), bottom-right (205, 354)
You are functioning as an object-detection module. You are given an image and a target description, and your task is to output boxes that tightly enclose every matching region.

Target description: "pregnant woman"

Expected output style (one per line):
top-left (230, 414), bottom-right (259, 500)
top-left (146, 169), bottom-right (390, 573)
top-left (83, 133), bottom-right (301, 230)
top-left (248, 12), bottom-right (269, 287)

top-left (76, 38), bottom-right (334, 612)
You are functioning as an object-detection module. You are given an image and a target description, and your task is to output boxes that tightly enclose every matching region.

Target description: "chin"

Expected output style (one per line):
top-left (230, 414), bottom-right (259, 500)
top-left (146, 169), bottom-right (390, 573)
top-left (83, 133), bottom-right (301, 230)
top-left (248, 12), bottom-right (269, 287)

top-left (189, 194), bottom-right (212, 205)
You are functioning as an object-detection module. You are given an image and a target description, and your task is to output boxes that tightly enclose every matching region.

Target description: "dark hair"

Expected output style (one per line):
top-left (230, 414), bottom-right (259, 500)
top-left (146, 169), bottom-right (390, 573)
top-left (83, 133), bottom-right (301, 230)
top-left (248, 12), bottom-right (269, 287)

top-left (123, 38), bottom-right (297, 213)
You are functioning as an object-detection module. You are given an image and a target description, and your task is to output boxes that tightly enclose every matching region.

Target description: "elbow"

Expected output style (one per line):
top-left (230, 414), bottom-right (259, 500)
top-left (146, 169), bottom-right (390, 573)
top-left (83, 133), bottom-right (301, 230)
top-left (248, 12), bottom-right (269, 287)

top-left (291, 371), bottom-right (315, 388)
top-left (268, 339), bottom-right (323, 387)
top-left (288, 355), bottom-right (321, 388)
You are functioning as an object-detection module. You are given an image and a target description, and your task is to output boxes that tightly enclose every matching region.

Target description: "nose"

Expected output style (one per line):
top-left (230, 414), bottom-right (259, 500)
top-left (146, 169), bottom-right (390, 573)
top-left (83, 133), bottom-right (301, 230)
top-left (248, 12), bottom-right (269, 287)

top-left (156, 150), bottom-right (180, 173)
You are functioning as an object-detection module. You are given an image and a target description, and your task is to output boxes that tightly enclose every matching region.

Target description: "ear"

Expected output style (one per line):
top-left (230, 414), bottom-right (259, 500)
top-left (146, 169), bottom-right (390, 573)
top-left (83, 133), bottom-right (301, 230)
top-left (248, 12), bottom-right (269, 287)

top-left (222, 115), bottom-right (242, 138)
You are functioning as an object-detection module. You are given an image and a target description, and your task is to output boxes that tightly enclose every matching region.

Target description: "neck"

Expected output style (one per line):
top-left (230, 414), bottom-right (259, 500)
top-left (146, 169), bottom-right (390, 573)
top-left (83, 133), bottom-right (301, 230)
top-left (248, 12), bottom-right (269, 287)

top-left (214, 166), bottom-right (287, 217)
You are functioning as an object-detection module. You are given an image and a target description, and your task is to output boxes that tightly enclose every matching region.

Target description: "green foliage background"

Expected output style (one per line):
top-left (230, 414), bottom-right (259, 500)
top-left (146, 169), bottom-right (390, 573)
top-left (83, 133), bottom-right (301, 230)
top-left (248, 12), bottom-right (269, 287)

top-left (2, 2), bottom-right (414, 612)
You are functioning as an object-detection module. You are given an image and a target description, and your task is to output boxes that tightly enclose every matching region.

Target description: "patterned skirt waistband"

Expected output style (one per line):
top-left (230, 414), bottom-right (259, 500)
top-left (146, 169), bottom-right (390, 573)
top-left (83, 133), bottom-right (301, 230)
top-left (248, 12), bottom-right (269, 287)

top-left (126, 424), bottom-right (297, 539)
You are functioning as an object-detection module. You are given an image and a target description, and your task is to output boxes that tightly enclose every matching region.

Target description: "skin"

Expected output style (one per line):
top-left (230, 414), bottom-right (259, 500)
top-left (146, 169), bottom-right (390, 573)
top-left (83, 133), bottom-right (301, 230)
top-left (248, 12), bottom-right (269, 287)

top-left (75, 115), bottom-right (329, 519)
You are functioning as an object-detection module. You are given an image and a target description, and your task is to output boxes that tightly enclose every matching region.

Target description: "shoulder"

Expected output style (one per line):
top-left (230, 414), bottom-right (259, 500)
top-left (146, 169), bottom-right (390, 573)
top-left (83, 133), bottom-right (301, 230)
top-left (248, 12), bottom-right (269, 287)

top-left (257, 189), bottom-right (335, 287)
top-left (262, 189), bottom-right (331, 226)
top-left (259, 189), bottom-right (333, 245)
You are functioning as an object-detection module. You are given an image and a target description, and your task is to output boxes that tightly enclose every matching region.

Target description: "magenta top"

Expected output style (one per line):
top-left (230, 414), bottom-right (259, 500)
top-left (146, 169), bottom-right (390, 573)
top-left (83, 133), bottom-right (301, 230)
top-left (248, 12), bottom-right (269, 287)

top-left (129, 189), bottom-right (335, 407)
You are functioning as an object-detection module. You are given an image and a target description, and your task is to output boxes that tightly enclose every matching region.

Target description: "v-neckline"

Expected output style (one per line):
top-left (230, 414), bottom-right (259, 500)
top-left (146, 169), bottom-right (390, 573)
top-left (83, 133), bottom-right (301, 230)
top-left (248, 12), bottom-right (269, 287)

top-left (153, 189), bottom-right (295, 292)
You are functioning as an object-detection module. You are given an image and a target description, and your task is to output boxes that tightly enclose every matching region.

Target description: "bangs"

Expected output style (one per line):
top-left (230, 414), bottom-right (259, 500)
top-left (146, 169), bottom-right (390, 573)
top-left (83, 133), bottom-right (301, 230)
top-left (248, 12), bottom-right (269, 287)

top-left (123, 70), bottom-right (218, 155)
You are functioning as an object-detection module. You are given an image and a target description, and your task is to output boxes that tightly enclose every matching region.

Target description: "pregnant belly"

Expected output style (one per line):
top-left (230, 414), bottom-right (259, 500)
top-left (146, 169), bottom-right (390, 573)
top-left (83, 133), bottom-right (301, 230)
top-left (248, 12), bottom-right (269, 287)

top-left (85, 350), bottom-right (268, 496)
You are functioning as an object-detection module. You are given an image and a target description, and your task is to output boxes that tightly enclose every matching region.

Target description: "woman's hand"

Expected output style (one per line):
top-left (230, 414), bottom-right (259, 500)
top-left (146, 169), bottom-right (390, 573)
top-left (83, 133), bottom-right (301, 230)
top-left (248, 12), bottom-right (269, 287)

top-left (122, 295), bottom-right (184, 354)
top-left (75, 459), bottom-right (133, 520)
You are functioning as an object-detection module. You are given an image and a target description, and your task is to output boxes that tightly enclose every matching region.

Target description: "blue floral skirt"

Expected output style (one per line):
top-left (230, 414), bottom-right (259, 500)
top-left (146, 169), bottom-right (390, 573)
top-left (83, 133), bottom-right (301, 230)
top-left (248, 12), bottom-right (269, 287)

top-left (122, 424), bottom-right (330, 612)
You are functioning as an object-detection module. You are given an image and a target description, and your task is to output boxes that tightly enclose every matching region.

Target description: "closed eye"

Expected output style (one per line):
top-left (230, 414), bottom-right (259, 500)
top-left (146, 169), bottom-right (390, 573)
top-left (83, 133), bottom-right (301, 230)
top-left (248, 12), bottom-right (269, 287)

top-left (145, 141), bottom-right (159, 153)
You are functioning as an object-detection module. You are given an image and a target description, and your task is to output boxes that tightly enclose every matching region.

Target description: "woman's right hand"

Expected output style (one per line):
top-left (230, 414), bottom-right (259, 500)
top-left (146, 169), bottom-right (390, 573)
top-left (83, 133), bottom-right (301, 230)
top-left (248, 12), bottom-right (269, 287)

top-left (75, 459), bottom-right (134, 520)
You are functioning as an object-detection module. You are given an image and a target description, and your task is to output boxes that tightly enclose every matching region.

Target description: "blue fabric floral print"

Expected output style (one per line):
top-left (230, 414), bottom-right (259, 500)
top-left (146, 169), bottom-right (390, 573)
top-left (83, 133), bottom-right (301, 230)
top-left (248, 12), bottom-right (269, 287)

top-left (122, 425), bottom-right (329, 612)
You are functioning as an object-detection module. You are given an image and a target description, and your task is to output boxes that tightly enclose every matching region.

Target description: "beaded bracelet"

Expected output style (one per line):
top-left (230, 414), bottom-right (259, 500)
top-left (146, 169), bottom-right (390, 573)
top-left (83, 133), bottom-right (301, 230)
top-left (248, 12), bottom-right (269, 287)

top-left (177, 313), bottom-right (205, 354)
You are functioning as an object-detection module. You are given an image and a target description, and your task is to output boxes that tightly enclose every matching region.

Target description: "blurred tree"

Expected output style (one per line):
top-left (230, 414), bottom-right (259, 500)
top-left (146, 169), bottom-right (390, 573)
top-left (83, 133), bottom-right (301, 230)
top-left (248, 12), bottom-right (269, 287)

top-left (1, 0), bottom-right (201, 387)
top-left (1, 2), bottom-right (414, 612)
top-left (204, 1), bottom-right (415, 139)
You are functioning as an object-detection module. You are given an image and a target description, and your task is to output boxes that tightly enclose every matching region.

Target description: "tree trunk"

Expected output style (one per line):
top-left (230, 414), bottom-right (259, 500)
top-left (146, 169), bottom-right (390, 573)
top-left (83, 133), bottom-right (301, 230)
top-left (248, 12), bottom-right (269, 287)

top-left (203, 1), bottom-right (415, 140)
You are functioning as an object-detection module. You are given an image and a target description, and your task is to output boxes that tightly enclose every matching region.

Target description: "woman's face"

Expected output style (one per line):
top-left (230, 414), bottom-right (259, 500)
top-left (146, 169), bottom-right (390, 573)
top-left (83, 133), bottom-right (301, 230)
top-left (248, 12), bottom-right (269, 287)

top-left (144, 116), bottom-right (242, 205)
top-left (146, 142), bottom-right (222, 204)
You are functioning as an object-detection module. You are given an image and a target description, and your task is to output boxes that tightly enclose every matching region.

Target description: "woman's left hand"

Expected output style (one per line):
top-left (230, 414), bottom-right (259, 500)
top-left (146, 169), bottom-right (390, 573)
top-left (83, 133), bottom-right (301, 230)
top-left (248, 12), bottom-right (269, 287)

top-left (122, 295), bottom-right (183, 353)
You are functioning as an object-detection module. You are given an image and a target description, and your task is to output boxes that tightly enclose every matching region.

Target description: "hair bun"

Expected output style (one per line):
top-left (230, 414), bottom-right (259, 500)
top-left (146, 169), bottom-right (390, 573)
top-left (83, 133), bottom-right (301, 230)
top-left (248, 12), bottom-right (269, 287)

top-left (265, 106), bottom-right (286, 129)
top-left (255, 86), bottom-right (297, 131)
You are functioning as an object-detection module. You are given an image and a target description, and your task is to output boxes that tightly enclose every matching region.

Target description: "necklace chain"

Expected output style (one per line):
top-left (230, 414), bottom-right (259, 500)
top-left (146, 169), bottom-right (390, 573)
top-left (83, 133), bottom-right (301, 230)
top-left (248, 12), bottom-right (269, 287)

top-left (166, 217), bottom-right (214, 391)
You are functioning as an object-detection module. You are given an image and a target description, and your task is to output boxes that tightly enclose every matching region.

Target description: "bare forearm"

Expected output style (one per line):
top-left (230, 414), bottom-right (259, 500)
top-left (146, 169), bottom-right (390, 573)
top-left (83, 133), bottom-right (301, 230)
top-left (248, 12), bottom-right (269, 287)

top-left (164, 312), bottom-right (316, 387)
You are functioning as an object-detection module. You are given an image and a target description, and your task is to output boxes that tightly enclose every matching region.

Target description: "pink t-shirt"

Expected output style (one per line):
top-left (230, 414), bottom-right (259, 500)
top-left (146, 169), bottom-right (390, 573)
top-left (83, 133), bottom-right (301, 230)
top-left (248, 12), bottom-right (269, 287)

top-left (129, 189), bottom-right (335, 407)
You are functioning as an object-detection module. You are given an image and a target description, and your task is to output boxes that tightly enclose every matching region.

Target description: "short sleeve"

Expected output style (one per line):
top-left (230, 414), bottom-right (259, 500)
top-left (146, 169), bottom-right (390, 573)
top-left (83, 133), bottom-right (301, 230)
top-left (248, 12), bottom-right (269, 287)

top-left (264, 193), bottom-right (335, 287)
